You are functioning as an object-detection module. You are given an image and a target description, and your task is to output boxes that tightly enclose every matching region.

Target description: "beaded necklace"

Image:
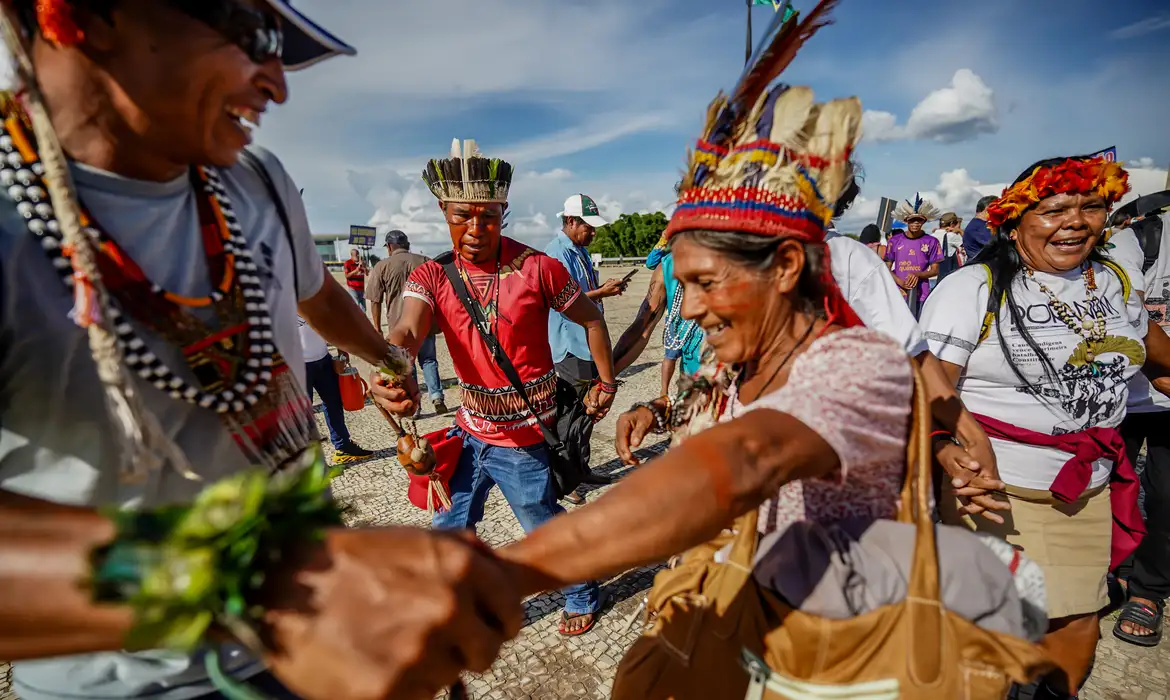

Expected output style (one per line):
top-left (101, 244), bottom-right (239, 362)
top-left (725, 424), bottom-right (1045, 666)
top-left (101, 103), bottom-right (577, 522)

top-left (1024, 263), bottom-right (1107, 360)
top-left (0, 109), bottom-right (316, 470)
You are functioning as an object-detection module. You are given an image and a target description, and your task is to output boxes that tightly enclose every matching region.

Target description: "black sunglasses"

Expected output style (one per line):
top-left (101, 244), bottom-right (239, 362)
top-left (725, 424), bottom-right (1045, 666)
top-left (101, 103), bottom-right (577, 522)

top-left (169, 0), bottom-right (284, 65)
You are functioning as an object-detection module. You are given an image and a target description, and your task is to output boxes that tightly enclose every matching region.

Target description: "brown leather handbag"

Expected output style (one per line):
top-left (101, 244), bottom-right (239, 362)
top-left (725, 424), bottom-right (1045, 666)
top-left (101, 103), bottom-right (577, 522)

top-left (612, 363), bottom-right (1053, 700)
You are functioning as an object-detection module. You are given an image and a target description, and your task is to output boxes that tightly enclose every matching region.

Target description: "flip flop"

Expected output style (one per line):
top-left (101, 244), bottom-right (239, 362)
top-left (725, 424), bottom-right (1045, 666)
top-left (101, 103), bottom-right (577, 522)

top-left (1112, 598), bottom-right (1164, 647)
top-left (557, 591), bottom-right (607, 636)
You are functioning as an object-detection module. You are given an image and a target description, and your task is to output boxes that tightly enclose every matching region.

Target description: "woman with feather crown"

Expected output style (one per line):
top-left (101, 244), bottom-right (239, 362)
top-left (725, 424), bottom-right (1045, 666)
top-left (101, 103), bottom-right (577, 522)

top-left (491, 2), bottom-right (1049, 698)
top-left (885, 192), bottom-right (945, 317)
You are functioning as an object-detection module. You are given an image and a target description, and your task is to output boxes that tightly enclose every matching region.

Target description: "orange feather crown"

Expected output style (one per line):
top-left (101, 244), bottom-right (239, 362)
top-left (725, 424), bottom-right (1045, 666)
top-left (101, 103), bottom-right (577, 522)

top-left (986, 157), bottom-right (1130, 230)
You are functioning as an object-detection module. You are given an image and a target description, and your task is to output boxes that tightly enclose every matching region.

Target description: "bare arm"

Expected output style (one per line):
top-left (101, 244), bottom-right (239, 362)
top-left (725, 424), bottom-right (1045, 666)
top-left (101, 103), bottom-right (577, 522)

top-left (561, 295), bottom-right (616, 385)
top-left (612, 266), bottom-right (667, 375)
top-left (387, 297), bottom-right (434, 359)
top-left (1142, 319), bottom-right (1170, 397)
top-left (298, 268), bottom-right (388, 365)
top-left (369, 300), bottom-right (384, 335)
top-left (0, 491), bottom-right (132, 660)
top-left (499, 409), bottom-right (836, 594)
top-left (919, 262), bottom-right (941, 280)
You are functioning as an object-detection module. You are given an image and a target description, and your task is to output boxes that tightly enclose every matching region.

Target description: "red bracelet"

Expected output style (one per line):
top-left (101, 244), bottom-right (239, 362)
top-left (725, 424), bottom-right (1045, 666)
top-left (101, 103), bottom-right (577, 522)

top-left (930, 430), bottom-right (952, 439)
top-left (595, 380), bottom-right (619, 394)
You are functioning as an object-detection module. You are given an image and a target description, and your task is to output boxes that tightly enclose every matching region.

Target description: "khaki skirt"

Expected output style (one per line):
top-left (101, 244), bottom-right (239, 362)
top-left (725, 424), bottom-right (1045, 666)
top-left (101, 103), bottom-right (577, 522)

top-left (940, 483), bottom-right (1111, 619)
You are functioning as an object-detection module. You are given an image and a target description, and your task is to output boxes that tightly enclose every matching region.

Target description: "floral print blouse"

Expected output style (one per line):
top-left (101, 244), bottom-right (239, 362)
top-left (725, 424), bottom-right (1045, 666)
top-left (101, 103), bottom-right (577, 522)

top-left (722, 327), bottom-right (913, 534)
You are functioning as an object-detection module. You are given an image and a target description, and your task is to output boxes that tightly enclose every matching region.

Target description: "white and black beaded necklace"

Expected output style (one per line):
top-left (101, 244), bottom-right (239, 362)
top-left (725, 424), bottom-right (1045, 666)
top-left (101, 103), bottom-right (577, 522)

top-left (0, 115), bottom-right (317, 469)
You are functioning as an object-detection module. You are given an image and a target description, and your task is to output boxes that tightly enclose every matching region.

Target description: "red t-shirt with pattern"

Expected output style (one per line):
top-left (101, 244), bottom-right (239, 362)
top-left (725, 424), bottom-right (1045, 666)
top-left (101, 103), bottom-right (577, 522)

top-left (404, 237), bottom-right (581, 447)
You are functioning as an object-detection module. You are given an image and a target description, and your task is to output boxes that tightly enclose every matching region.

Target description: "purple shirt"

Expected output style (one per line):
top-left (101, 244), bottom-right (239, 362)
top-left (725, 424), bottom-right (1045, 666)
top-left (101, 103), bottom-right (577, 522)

top-left (883, 232), bottom-right (943, 302)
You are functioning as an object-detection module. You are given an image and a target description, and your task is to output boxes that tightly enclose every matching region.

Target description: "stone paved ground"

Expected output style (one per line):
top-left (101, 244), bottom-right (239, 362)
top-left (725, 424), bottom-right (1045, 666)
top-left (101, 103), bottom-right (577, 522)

top-left (2, 265), bottom-right (1167, 699)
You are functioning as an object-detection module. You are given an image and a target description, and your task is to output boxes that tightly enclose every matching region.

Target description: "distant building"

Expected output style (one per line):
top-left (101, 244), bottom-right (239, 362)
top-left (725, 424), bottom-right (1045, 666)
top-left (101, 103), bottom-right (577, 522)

top-left (313, 233), bottom-right (349, 262)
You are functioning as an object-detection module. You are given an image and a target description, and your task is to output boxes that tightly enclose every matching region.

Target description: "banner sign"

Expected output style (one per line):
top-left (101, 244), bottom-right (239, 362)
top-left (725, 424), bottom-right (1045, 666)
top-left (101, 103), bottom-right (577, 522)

top-left (1091, 146), bottom-right (1117, 163)
top-left (348, 225), bottom-right (377, 248)
top-left (876, 197), bottom-right (898, 236)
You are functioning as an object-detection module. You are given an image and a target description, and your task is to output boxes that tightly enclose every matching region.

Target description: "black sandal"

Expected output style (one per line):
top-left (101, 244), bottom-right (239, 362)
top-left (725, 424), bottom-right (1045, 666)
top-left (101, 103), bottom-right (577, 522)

top-left (1112, 598), bottom-right (1164, 647)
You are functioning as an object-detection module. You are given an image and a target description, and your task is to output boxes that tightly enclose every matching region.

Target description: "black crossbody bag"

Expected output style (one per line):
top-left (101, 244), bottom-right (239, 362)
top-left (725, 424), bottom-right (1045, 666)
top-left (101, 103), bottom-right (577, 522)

top-left (435, 251), bottom-right (596, 498)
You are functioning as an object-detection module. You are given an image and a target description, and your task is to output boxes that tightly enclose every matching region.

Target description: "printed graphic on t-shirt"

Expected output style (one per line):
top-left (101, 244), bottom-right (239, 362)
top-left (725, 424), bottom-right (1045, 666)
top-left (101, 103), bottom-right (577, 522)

top-left (997, 288), bottom-right (1144, 433)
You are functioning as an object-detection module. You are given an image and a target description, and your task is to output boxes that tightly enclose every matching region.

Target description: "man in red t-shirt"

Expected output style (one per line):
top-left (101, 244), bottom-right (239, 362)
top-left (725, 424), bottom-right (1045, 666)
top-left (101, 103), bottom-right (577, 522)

top-left (374, 140), bottom-right (618, 636)
top-left (342, 247), bottom-right (368, 309)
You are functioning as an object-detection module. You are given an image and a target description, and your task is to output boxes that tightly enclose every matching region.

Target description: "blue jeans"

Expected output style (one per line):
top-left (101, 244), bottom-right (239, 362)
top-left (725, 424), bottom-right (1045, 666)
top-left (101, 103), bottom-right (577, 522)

top-left (433, 431), bottom-right (600, 615)
top-left (304, 356), bottom-right (351, 450)
top-left (416, 334), bottom-right (445, 402)
top-left (347, 287), bottom-right (365, 310)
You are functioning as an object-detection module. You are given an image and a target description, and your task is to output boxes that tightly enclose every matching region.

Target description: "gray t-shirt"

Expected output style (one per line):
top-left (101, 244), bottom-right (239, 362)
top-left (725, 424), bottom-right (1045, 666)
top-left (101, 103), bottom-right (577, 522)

top-left (0, 147), bottom-right (325, 699)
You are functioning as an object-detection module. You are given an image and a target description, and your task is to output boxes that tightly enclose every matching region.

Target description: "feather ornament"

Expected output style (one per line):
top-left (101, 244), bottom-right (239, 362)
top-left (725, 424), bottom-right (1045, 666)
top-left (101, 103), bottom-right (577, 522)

top-left (892, 193), bottom-right (942, 222)
top-left (731, 0), bottom-right (841, 118)
top-left (422, 138), bottom-right (513, 204)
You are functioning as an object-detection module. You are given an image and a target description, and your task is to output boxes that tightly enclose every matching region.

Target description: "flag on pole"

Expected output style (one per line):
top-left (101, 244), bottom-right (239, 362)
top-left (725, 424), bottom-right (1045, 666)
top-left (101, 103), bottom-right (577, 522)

top-left (751, 0), bottom-right (796, 16)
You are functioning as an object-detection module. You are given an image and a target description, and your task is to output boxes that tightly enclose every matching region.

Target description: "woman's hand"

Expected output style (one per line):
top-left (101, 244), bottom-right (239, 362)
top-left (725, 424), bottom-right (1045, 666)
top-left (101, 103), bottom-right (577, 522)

top-left (263, 528), bottom-right (524, 700)
top-left (615, 406), bottom-right (657, 465)
top-left (934, 440), bottom-right (1010, 524)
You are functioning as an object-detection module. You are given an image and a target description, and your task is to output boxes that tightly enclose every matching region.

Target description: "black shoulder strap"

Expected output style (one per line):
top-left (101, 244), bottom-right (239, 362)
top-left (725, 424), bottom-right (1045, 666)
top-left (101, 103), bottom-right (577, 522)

top-left (436, 253), bottom-right (564, 450)
top-left (239, 150), bottom-right (299, 295)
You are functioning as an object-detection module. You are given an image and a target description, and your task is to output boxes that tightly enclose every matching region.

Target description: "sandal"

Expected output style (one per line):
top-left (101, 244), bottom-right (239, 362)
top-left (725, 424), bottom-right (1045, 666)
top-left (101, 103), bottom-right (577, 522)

top-left (558, 609), bottom-right (598, 636)
top-left (1112, 598), bottom-right (1164, 647)
top-left (557, 591), bottom-right (607, 636)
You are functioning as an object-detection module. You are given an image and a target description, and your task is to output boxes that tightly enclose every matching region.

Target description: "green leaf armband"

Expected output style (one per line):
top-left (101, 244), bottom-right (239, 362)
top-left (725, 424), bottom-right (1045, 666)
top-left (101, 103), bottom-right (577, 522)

top-left (88, 444), bottom-right (347, 654)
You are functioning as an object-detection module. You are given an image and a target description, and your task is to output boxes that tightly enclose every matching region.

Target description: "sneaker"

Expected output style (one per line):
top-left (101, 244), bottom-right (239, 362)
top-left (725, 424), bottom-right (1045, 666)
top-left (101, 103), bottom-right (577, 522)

top-left (432, 399), bottom-right (449, 415)
top-left (333, 443), bottom-right (374, 466)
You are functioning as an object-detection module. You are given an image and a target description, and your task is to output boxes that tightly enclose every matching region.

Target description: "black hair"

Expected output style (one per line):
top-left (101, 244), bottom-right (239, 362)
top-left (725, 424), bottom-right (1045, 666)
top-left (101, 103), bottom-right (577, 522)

top-left (970, 154), bottom-right (1110, 392)
top-left (672, 229), bottom-right (827, 318)
top-left (561, 215), bottom-right (584, 229)
top-left (832, 162), bottom-right (865, 220)
top-left (859, 224), bottom-right (881, 245)
top-left (975, 195), bottom-right (997, 214)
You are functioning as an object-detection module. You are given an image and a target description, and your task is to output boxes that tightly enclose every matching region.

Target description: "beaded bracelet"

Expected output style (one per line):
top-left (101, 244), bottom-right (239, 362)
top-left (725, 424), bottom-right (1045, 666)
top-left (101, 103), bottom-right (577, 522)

top-left (88, 445), bottom-right (345, 656)
top-left (594, 379), bottom-right (621, 395)
top-left (633, 400), bottom-right (671, 434)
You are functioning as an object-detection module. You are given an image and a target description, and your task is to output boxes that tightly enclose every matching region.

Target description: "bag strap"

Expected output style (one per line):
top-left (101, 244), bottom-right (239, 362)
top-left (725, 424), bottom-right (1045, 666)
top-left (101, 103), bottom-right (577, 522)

top-left (977, 263), bottom-right (998, 345)
top-left (239, 150), bottom-right (299, 295)
top-left (900, 359), bottom-right (945, 682)
top-left (435, 251), bottom-right (566, 451)
top-left (1101, 258), bottom-right (1133, 304)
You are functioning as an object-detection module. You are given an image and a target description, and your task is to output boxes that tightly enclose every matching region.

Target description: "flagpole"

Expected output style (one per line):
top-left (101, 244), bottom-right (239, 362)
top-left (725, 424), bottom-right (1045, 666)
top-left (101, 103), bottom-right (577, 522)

top-left (745, 0), bottom-right (753, 66)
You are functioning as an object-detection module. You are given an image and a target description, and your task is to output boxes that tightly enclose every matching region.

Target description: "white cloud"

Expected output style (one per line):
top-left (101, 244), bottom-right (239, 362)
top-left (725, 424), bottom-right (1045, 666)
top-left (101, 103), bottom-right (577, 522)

top-left (837, 168), bottom-right (1003, 232)
top-left (862, 69), bottom-right (998, 144)
top-left (1127, 157), bottom-right (1157, 170)
top-left (1108, 13), bottom-right (1170, 40)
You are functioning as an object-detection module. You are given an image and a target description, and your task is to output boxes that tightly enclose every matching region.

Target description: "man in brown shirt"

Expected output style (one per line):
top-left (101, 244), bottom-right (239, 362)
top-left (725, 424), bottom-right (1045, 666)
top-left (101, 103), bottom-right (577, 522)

top-left (367, 230), bottom-right (448, 413)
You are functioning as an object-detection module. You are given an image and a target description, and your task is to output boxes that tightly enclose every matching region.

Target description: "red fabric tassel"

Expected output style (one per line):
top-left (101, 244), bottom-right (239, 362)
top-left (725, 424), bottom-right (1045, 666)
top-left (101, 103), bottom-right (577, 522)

top-left (70, 269), bottom-right (101, 328)
top-left (36, 0), bottom-right (84, 47)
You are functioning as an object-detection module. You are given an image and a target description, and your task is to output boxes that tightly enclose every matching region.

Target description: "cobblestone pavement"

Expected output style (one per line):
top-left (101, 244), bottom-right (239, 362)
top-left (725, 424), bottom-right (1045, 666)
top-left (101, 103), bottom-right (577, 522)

top-left (3, 266), bottom-right (1167, 699)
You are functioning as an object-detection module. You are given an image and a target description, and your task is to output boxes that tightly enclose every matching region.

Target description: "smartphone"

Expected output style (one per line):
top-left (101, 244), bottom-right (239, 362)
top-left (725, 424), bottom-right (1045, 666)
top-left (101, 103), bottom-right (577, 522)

top-left (620, 269), bottom-right (639, 284)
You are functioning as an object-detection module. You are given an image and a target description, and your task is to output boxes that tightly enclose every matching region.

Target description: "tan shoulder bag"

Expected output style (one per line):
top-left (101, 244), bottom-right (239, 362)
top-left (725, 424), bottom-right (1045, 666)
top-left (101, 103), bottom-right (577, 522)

top-left (612, 362), bottom-right (1053, 699)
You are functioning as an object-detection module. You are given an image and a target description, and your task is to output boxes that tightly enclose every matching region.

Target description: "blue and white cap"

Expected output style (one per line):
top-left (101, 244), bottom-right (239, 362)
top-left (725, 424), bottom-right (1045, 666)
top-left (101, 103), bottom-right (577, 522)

top-left (265, 1), bottom-right (356, 70)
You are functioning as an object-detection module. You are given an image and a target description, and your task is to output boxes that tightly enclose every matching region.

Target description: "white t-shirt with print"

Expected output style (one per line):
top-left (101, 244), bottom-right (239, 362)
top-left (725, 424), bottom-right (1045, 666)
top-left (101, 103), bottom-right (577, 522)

top-left (826, 232), bottom-right (929, 357)
top-left (921, 262), bottom-right (1148, 491)
top-left (1107, 217), bottom-right (1170, 412)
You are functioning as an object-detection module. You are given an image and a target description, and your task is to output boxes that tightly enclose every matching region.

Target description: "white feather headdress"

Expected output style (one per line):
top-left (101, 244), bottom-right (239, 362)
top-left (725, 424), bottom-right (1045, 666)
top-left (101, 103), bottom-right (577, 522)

top-left (892, 193), bottom-right (941, 222)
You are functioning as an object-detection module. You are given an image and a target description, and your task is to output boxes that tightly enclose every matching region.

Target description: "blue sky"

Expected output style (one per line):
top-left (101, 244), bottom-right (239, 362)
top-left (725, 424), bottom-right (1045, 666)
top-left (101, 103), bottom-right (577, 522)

top-left (259, 0), bottom-right (1170, 254)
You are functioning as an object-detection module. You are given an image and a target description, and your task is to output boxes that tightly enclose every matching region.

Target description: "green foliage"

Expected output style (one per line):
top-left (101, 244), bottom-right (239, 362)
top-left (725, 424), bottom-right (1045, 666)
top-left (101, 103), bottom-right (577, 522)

top-left (587, 212), bottom-right (669, 258)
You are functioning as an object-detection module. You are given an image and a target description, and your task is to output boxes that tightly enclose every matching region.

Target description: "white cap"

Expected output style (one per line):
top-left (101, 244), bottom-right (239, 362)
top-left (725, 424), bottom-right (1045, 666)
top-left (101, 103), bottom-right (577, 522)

top-left (557, 194), bottom-right (608, 229)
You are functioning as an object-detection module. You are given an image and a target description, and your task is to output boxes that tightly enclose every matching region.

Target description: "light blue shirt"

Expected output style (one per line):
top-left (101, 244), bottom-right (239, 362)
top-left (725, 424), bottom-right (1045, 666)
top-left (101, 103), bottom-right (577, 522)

top-left (544, 232), bottom-right (599, 362)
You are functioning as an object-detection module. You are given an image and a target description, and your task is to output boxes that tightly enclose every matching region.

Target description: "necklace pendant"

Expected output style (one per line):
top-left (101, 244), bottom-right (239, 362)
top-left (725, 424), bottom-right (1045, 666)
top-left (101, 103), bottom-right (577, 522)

top-left (1081, 317), bottom-right (1095, 330)
top-left (1085, 350), bottom-right (1096, 362)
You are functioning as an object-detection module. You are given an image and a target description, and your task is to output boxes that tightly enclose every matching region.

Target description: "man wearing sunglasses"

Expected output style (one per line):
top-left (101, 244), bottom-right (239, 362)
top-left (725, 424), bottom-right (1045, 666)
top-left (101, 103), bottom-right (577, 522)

top-left (0, 2), bottom-right (521, 700)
